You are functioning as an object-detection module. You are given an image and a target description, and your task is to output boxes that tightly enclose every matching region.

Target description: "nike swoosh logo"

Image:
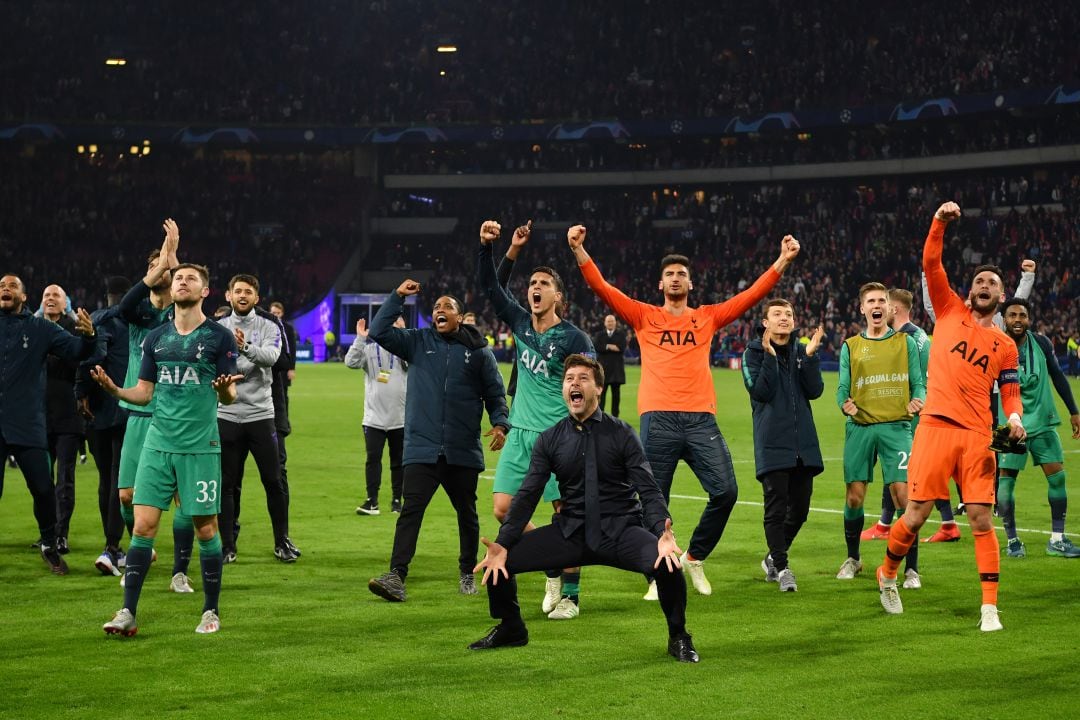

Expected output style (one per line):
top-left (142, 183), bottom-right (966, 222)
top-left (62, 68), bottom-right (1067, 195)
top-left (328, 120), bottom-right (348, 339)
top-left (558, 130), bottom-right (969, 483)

top-left (154, 346), bottom-right (166, 352)
top-left (709, 435), bottom-right (719, 441)
top-left (426, 350), bottom-right (436, 354)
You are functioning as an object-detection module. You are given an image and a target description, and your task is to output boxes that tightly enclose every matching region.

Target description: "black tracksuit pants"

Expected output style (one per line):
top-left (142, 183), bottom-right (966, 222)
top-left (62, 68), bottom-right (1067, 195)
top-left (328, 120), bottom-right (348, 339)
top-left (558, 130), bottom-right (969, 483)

top-left (89, 424), bottom-right (126, 548)
top-left (363, 426), bottom-right (404, 503)
top-left (219, 418), bottom-right (290, 550)
top-left (759, 465), bottom-right (815, 572)
top-left (48, 432), bottom-right (82, 540)
top-left (390, 458), bottom-right (479, 578)
top-left (0, 437), bottom-right (57, 546)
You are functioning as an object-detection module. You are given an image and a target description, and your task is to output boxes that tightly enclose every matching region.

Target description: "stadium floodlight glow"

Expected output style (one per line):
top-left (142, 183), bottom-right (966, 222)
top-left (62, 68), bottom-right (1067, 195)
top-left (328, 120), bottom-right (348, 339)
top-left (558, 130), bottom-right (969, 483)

top-left (105, 57), bottom-right (127, 66)
top-left (436, 45), bottom-right (457, 53)
top-left (439, 70), bottom-right (446, 76)
top-left (141, 146), bottom-right (150, 155)
top-left (76, 145), bottom-right (85, 154)
top-left (88, 144), bottom-right (98, 154)
top-left (129, 145), bottom-right (139, 154)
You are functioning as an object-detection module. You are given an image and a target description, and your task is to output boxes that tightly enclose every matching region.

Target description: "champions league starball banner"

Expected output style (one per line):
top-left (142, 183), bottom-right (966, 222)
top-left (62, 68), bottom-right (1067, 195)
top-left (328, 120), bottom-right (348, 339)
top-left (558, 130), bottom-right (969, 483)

top-left (3, 84), bottom-right (1078, 148)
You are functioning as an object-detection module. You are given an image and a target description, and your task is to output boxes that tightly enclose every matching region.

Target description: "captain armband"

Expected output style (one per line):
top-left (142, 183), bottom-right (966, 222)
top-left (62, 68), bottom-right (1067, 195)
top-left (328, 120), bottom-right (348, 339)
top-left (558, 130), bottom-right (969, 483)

top-left (998, 369), bottom-right (1019, 386)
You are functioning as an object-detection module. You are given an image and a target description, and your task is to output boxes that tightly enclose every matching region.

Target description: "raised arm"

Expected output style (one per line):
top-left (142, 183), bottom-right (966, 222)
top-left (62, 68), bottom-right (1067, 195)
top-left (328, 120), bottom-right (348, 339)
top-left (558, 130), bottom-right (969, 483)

top-left (117, 279), bottom-right (153, 325)
top-left (1015, 259), bottom-right (1035, 300)
top-left (994, 260), bottom-right (1036, 330)
top-left (344, 319), bottom-right (373, 372)
top-left (920, 271), bottom-right (937, 325)
top-left (137, 219), bottom-right (179, 296)
top-left (496, 218), bottom-right (530, 289)
top-left (923, 203), bottom-right (964, 319)
top-left (705, 235), bottom-right (799, 326)
top-left (568, 224), bottom-right (648, 328)
top-left (477, 220), bottom-right (529, 324)
top-left (369, 283), bottom-right (418, 361)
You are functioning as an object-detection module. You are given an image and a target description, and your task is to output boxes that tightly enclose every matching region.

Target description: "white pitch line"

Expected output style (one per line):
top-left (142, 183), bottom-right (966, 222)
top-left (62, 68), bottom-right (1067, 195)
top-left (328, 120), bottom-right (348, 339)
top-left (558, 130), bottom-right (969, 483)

top-left (669, 493), bottom-right (1058, 537)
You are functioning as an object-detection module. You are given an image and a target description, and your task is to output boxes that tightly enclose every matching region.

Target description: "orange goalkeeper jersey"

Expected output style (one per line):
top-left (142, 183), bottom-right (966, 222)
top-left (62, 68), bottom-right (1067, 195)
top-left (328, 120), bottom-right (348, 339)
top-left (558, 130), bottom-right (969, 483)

top-left (921, 218), bottom-right (1021, 436)
top-left (579, 259), bottom-right (781, 415)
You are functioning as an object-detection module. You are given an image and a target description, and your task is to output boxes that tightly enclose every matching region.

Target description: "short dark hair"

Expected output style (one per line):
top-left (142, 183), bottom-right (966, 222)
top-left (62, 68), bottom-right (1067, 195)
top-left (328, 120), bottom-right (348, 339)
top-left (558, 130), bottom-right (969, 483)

top-left (270, 301), bottom-right (285, 312)
top-left (859, 282), bottom-right (887, 302)
top-left (888, 288), bottom-right (914, 310)
top-left (763, 298), bottom-right (793, 315)
top-left (531, 266), bottom-right (566, 298)
top-left (660, 254), bottom-right (691, 274)
top-left (1001, 297), bottom-right (1032, 317)
top-left (173, 263), bottom-right (210, 286)
top-left (972, 264), bottom-right (1005, 285)
top-left (229, 273), bottom-right (260, 292)
top-left (564, 353), bottom-right (604, 387)
top-left (0, 274), bottom-right (26, 294)
top-left (442, 294), bottom-right (464, 314)
top-left (146, 249), bottom-right (161, 264)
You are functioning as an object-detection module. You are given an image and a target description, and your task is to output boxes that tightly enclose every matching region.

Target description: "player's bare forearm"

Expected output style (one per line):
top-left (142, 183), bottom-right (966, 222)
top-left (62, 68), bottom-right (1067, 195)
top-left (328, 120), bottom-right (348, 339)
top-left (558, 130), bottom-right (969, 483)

top-left (114, 383), bottom-right (153, 406)
top-left (571, 244), bottom-right (591, 266)
top-left (922, 218), bottom-right (958, 314)
top-left (216, 386), bottom-right (238, 405)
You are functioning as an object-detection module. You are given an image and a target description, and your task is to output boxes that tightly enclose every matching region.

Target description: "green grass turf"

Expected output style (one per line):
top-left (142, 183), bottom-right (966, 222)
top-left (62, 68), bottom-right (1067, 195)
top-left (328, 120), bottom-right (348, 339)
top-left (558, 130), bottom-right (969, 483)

top-left (2, 363), bottom-right (1079, 719)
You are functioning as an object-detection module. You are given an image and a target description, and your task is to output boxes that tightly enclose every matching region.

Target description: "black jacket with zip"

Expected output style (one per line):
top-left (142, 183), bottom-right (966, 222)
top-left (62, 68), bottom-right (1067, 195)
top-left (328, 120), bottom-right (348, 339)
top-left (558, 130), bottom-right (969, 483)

top-left (370, 292), bottom-right (509, 471)
top-left (741, 335), bottom-right (825, 479)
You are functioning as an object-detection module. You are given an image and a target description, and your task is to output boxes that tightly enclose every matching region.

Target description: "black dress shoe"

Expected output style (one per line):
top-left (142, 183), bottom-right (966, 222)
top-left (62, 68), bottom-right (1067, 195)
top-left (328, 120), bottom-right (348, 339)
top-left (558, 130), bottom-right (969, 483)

top-left (668, 633), bottom-right (700, 663)
top-left (468, 623), bottom-right (529, 650)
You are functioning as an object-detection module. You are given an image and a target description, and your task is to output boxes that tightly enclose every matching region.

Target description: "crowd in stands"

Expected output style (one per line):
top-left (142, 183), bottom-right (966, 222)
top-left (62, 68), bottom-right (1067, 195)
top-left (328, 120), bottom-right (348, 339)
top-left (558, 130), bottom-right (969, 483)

top-left (2, 0), bottom-right (1078, 125)
top-left (385, 109), bottom-right (1080, 176)
top-left (3, 142), bottom-right (1076, 373)
top-left (0, 147), bottom-right (358, 313)
top-left (370, 168), bottom-right (1080, 370)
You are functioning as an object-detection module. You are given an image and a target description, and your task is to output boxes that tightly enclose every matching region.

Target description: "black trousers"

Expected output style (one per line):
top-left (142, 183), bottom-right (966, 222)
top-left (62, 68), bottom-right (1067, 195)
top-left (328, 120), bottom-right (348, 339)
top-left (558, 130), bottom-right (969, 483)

top-left (487, 523), bottom-right (687, 636)
top-left (759, 466), bottom-right (815, 572)
top-left (88, 424), bottom-right (126, 548)
top-left (0, 438), bottom-right (57, 545)
top-left (390, 458), bottom-right (479, 578)
top-left (598, 383), bottom-right (623, 418)
top-left (48, 432), bottom-right (82, 539)
top-left (219, 418), bottom-right (290, 549)
top-left (363, 426), bottom-right (404, 502)
top-left (277, 431), bottom-right (290, 512)
top-left (639, 411), bottom-right (738, 560)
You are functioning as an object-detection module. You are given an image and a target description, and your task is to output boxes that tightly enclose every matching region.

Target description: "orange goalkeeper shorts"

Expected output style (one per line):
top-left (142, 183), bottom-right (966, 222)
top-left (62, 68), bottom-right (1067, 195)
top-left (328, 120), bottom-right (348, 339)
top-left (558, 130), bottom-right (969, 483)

top-left (907, 417), bottom-right (997, 505)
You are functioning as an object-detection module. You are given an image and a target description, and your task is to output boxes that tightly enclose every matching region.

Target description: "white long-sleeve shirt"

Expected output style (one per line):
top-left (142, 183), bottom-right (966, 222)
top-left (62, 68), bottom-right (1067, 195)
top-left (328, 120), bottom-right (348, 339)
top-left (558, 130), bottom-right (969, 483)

top-left (345, 339), bottom-right (407, 430)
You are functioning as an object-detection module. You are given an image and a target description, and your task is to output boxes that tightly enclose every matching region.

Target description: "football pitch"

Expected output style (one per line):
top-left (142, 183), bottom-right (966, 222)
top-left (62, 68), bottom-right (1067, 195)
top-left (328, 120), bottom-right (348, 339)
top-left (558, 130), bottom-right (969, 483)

top-left (2, 363), bottom-right (1078, 719)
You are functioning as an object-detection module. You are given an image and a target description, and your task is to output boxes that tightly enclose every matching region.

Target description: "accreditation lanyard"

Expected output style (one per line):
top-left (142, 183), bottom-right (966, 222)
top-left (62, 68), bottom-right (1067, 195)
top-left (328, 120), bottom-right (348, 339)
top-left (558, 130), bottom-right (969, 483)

top-left (376, 346), bottom-right (394, 383)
